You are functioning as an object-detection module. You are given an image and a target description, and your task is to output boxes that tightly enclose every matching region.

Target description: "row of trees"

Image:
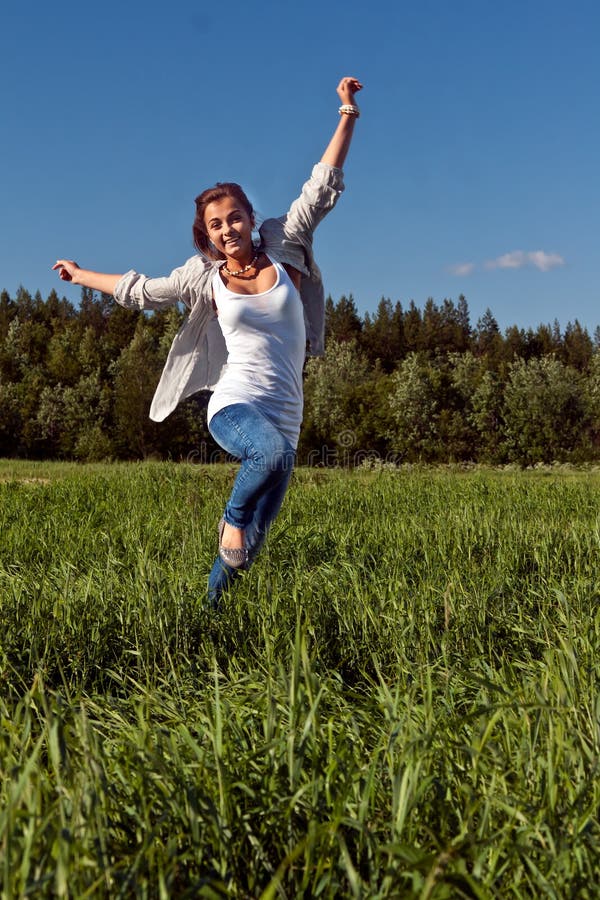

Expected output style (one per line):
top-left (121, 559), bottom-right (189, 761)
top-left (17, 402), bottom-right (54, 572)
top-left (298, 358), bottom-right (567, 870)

top-left (327, 294), bottom-right (599, 372)
top-left (1, 286), bottom-right (599, 464)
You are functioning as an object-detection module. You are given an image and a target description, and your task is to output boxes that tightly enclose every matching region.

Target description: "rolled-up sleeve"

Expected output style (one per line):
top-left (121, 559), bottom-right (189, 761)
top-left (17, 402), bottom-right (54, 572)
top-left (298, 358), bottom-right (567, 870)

top-left (113, 257), bottom-right (211, 311)
top-left (282, 163), bottom-right (345, 241)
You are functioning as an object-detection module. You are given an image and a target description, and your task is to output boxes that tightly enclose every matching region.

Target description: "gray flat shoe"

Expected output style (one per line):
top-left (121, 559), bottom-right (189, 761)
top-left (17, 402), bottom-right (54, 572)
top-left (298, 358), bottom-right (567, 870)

top-left (218, 518), bottom-right (248, 569)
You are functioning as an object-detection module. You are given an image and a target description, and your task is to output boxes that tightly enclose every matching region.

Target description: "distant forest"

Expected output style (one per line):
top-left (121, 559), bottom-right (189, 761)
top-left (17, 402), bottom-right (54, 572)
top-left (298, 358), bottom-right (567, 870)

top-left (1, 286), bottom-right (599, 465)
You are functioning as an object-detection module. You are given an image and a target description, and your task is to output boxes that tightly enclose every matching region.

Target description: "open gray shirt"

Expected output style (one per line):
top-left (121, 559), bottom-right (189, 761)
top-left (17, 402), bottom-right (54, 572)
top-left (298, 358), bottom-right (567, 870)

top-left (113, 162), bottom-right (345, 422)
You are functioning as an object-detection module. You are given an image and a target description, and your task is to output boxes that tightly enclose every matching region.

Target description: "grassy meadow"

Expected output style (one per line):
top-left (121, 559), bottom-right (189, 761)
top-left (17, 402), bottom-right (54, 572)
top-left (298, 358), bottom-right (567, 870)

top-left (1, 459), bottom-right (599, 898)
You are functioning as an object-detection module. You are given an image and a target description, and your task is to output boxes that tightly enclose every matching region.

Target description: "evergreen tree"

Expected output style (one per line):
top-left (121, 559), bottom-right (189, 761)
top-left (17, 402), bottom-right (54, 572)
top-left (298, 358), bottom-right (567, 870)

top-left (100, 304), bottom-right (141, 374)
top-left (421, 298), bottom-right (443, 355)
top-left (423, 297), bottom-right (471, 355)
top-left (79, 288), bottom-right (112, 337)
top-left (503, 325), bottom-right (527, 363)
top-left (526, 323), bottom-right (560, 359)
top-left (562, 320), bottom-right (593, 370)
top-left (474, 309), bottom-right (503, 364)
top-left (362, 297), bottom-right (404, 370)
top-left (324, 294), bottom-right (362, 344)
top-left (403, 300), bottom-right (422, 354)
top-left (0, 289), bottom-right (16, 341)
top-left (456, 295), bottom-right (471, 343)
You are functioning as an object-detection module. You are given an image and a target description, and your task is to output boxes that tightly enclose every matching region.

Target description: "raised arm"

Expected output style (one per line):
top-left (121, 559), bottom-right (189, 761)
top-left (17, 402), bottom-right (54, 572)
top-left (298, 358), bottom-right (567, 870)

top-left (52, 260), bottom-right (123, 295)
top-left (320, 76), bottom-right (363, 170)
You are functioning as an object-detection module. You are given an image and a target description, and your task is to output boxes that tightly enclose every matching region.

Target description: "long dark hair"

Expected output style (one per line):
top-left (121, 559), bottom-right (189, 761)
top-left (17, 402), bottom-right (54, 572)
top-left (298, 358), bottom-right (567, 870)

top-left (193, 183), bottom-right (254, 260)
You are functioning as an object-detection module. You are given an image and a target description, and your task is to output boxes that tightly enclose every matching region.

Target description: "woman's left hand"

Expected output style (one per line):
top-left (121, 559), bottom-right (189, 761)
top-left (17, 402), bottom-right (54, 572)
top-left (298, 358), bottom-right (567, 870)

top-left (336, 77), bottom-right (363, 104)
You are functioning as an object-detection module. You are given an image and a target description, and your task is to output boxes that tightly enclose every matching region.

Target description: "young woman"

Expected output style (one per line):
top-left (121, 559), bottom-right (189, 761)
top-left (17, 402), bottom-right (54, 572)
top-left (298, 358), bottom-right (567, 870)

top-left (54, 76), bottom-right (363, 607)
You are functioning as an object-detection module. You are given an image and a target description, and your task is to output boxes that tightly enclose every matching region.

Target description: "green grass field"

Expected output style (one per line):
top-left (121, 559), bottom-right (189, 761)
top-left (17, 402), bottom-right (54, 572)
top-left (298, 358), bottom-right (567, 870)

top-left (1, 460), bottom-right (599, 898)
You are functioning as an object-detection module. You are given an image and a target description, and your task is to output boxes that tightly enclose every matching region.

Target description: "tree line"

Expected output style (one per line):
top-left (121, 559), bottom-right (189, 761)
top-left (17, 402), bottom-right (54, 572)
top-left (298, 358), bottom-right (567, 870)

top-left (1, 286), bottom-right (599, 465)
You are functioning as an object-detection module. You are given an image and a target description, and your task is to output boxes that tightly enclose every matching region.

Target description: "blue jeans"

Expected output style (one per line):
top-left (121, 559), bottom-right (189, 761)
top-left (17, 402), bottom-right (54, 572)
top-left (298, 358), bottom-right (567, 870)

top-left (207, 403), bottom-right (296, 607)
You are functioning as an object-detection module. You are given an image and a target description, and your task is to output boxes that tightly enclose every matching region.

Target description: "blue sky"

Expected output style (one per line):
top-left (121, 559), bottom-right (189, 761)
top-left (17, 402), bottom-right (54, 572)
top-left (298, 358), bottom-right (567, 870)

top-left (1, 0), bottom-right (599, 334)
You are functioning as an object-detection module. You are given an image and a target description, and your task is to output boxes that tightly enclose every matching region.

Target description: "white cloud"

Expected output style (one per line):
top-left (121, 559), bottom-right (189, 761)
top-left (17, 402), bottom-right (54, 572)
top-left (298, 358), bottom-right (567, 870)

top-left (448, 262), bottom-right (475, 276)
top-left (485, 250), bottom-right (565, 272)
top-left (527, 250), bottom-right (565, 272)
top-left (485, 251), bottom-right (527, 270)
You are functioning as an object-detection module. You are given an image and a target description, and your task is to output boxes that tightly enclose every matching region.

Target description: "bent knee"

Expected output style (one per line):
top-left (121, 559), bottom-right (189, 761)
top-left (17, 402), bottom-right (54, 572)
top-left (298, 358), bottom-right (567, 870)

top-left (251, 442), bottom-right (295, 472)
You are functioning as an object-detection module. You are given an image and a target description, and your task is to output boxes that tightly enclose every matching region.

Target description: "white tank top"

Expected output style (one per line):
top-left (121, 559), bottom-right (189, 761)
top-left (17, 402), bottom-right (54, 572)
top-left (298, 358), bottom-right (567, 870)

top-left (207, 258), bottom-right (306, 449)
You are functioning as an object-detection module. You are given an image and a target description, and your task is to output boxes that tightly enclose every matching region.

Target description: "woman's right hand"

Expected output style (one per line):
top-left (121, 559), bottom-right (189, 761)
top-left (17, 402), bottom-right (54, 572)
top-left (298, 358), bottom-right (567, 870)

top-left (51, 260), bottom-right (123, 295)
top-left (52, 259), bottom-right (80, 282)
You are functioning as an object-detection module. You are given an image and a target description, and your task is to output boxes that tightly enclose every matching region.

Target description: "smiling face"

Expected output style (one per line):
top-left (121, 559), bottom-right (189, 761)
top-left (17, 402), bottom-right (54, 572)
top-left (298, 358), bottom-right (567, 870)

top-left (203, 196), bottom-right (255, 266)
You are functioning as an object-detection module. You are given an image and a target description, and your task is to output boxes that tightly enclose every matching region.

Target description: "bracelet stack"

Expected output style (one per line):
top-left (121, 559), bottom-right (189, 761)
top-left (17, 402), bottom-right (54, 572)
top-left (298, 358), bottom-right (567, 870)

top-left (339, 104), bottom-right (360, 118)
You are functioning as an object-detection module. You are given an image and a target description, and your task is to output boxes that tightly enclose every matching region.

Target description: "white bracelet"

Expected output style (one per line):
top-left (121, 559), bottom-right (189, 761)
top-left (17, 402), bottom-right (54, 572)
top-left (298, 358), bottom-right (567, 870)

top-left (339, 104), bottom-right (360, 118)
